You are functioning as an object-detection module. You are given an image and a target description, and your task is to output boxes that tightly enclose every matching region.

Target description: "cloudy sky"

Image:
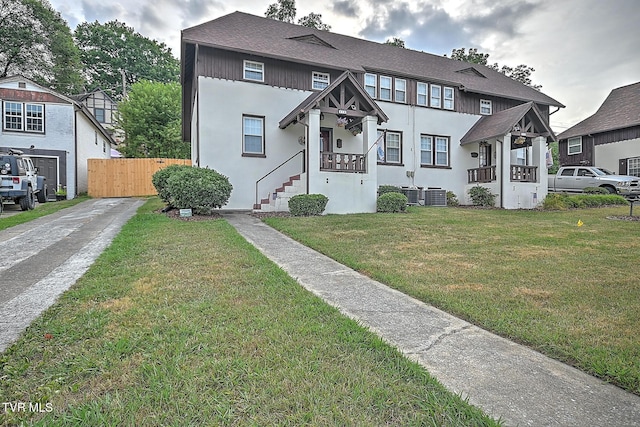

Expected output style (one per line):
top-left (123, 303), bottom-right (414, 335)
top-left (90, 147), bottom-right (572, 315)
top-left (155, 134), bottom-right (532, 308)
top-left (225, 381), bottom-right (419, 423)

top-left (49, 0), bottom-right (639, 132)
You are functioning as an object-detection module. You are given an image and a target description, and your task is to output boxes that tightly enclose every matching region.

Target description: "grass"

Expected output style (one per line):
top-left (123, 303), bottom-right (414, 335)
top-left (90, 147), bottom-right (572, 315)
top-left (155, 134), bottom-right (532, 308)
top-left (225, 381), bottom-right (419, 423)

top-left (264, 205), bottom-right (640, 395)
top-left (0, 197), bottom-right (89, 231)
top-left (0, 198), bottom-right (498, 426)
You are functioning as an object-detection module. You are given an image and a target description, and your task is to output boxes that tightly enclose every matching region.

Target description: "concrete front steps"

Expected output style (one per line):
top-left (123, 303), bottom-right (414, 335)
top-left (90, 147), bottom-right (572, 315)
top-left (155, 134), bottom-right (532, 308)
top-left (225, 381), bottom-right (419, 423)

top-left (253, 174), bottom-right (305, 212)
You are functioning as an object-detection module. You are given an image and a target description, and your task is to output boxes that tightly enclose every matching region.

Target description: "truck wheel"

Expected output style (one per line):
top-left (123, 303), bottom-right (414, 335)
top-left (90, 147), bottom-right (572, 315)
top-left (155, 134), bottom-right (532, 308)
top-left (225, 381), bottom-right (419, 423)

top-left (602, 185), bottom-right (616, 194)
top-left (36, 183), bottom-right (48, 203)
top-left (19, 187), bottom-right (35, 210)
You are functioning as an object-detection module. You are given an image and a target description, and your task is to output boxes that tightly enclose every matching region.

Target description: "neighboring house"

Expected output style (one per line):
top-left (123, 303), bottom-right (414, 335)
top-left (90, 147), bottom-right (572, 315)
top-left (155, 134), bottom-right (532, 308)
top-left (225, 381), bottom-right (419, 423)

top-left (72, 87), bottom-right (124, 144)
top-left (0, 75), bottom-right (114, 198)
top-left (181, 12), bottom-right (563, 213)
top-left (557, 82), bottom-right (640, 176)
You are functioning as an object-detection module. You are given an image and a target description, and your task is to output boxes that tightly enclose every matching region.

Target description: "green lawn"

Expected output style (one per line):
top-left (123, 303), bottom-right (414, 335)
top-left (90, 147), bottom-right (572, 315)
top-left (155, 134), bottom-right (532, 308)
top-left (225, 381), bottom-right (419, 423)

top-left (0, 197), bottom-right (89, 231)
top-left (0, 199), bottom-right (498, 426)
top-left (264, 205), bottom-right (640, 395)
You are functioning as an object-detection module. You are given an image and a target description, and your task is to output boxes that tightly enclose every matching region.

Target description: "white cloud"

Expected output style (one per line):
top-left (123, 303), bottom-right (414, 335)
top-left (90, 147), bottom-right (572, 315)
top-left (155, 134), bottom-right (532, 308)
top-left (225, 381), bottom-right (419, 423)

top-left (50, 0), bottom-right (640, 130)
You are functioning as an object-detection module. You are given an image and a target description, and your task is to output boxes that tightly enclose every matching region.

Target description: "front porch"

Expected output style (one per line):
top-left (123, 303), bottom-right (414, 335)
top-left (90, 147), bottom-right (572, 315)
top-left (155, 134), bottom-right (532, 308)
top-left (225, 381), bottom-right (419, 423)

top-left (467, 165), bottom-right (538, 183)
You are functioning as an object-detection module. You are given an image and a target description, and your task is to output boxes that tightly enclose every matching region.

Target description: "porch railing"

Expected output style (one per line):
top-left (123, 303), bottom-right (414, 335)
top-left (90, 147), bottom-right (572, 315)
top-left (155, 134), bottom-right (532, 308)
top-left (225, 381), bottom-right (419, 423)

top-left (320, 152), bottom-right (366, 173)
top-left (467, 166), bottom-right (496, 183)
top-left (511, 165), bottom-right (537, 182)
top-left (255, 150), bottom-right (305, 206)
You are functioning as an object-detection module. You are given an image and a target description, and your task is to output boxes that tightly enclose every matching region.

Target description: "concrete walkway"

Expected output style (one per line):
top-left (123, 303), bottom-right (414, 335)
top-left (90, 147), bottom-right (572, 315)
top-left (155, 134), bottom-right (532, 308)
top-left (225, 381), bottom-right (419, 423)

top-left (0, 198), bottom-right (143, 352)
top-left (224, 213), bottom-right (640, 427)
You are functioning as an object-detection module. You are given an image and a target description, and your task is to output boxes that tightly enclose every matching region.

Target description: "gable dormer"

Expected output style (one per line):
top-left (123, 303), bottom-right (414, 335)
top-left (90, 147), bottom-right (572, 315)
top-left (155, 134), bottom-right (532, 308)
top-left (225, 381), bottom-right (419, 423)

top-left (456, 67), bottom-right (487, 78)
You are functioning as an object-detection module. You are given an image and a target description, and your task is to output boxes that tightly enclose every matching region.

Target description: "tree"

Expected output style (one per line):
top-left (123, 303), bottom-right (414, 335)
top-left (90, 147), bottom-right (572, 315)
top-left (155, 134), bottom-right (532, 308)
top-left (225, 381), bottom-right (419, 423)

top-left (447, 47), bottom-right (541, 90)
top-left (115, 80), bottom-right (188, 159)
top-left (384, 37), bottom-right (406, 48)
top-left (297, 12), bottom-right (331, 30)
top-left (0, 0), bottom-right (85, 94)
top-left (265, 0), bottom-right (296, 23)
top-left (265, 0), bottom-right (331, 30)
top-left (74, 20), bottom-right (179, 100)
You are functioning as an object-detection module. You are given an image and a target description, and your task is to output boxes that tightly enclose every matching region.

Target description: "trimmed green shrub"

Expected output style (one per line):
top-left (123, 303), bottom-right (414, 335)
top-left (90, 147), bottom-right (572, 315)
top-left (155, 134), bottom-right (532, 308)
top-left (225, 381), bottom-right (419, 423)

top-left (288, 194), bottom-right (328, 216)
top-left (584, 187), bottom-right (609, 194)
top-left (152, 164), bottom-right (191, 204)
top-left (378, 185), bottom-right (403, 195)
top-left (165, 167), bottom-right (232, 214)
top-left (377, 192), bottom-right (408, 213)
top-left (468, 186), bottom-right (496, 207)
top-left (446, 191), bottom-right (459, 207)
top-left (542, 193), bottom-right (628, 210)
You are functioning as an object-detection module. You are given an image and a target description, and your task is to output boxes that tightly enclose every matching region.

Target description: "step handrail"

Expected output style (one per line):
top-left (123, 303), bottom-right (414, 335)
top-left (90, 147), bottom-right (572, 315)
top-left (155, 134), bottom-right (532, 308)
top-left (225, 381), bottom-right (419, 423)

top-left (255, 150), bottom-right (305, 206)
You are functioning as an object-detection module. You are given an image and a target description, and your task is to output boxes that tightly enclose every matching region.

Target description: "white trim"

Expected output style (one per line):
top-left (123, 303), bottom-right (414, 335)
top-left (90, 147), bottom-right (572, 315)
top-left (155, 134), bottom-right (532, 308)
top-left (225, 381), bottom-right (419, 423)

top-left (364, 73), bottom-right (377, 98)
top-left (394, 78), bottom-right (406, 103)
top-left (312, 71), bottom-right (330, 90)
top-left (243, 60), bottom-right (264, 82)
top-left (379, 76), bottom-right (392, 101)
top-left (430, 84), bottom-right (441, 108)
top-left (567, 136), bottom-right (582, 155)
top-left (480, 99), bottom-right (492, 115)
top-left (417, 82), bottom-right (427, 106)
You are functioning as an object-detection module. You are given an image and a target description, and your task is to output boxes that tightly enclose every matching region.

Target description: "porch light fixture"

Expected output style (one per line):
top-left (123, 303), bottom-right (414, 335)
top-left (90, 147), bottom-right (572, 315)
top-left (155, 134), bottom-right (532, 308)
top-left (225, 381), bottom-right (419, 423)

top-left (513, 125), bottom-right (521, 132)
top-left (320, 113), bottom-right (325, 121)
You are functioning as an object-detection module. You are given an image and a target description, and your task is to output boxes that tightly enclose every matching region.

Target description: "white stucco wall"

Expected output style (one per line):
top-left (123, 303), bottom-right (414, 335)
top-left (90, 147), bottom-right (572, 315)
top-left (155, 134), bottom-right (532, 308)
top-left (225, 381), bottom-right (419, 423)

top-left (196, 77), bottom-right (313, 210)
top-left (374, 102), bottom-right (481, 201)
top-left (594, 138), bottom-right (640, 174)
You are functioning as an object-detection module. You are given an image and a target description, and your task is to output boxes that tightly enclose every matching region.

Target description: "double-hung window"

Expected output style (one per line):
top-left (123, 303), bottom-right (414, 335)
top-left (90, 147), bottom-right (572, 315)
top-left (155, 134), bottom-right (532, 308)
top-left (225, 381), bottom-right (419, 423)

top-left (243, 60), bottom-right (264, 82)
top-left (364, 73), bottom-right (377, 98)
top-left (443, 87), bottom-right (454, 110)
top-left (95, 108), bottom-right (105, 123)
top-left (480, 99), bottom-right (492, 115)
top-left (312, 72), bottom-right (330, 90)
top-left (430, 84), bottom-right (441, 108)
top-left (567, 136), bottom-right (582, 155)
top-left (417, 82), bottom-right (428, 106)
top-left (394, 78), bottom-right (406, 103)
top-left (420, 134), bottom-right (450, 167)
top-left (243, 115), bottom-right (265, 156)
top-left (628, 157), bottom-right (640, 177)
top-left (378, 130), bottom-right (401, 164)
top-left (379, 76), bottom-right (392, 101)
top-left (3, 101), bottom-right (44, 133)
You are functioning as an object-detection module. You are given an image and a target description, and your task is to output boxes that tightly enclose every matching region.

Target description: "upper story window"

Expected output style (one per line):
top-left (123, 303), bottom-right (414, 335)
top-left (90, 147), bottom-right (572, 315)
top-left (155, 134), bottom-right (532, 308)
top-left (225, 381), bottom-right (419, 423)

top-left (312, 72), bottom-right (330, 90)
top-left (480, 99), bottom-right (492, 115)
top-left (3, 101), bottom-right (44, 133)
top-left (364, 73), bottom-right (377, 98)
top-left (567, 136), bottom-right (582, 155)
top-left (242, 115), bottom-right (265, 156)
top-left (243, 60), bottom-right (264, 82)
top-left (443, 87), bottom-right (454, 110)
top-left (417, 82), bottom-right (427, 106)
top-left (95, 108), bottom-right (105, 123)
top-left (379, 76), bottom-right (392, 101)
top-left (430, 84), bottom-right (441, 108)
top-left (394, 78), bottom-right (406, 103)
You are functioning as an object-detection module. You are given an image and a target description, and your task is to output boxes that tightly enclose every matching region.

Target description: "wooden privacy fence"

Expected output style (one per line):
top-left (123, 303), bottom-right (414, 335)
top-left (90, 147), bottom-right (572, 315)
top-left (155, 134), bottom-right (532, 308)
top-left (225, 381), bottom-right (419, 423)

top-left (88, 158), bottom-right (191, 198)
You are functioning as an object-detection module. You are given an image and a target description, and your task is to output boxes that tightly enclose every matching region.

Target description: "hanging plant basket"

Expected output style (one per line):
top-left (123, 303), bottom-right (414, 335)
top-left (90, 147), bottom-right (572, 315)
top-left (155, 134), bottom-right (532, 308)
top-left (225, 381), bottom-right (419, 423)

top-left (336, 117), bottom-right (349, 127)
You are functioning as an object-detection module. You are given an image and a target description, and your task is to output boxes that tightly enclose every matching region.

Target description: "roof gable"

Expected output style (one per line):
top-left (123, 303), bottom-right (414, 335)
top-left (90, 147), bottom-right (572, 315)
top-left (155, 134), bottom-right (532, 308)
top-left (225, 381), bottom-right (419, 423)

top-left (279, 70), bottom-right (388, 129)
top-left (456, 67), bottom-right (486, 78)
top-left (558, 81), bottom-right (640, 140)
top-left (288, 34), bottom-right (335, 49)
top-left (460, 102), bottom-right (555, 145)
top-left (182, 12), bottom-right (563, 108)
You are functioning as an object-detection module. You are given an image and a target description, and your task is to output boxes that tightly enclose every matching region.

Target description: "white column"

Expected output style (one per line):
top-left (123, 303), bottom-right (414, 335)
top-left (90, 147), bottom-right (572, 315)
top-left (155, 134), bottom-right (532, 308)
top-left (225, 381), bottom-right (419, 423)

top-left (306, 109), bottom-right (321, 194)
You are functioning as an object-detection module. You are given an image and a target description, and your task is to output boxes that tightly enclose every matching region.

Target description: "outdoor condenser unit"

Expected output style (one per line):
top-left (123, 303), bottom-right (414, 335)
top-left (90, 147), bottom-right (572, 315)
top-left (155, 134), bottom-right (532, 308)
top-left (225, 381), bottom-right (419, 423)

top-left (402, 188), bottom-right (420, 205)
top-left (424, 189), bottom-right (447, 206)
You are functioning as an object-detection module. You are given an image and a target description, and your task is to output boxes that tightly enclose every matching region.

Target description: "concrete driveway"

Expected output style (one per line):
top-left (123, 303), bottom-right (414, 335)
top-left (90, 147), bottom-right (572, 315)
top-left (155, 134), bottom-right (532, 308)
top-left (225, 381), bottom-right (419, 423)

top-left (0, 198), bottom-right (144, 352)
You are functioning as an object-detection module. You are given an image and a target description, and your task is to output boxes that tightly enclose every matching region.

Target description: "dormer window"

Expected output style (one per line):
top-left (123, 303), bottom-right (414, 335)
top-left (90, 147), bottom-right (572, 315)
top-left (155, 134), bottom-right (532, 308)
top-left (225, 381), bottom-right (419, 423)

top-left (312, 72), bottom-right (330, 90)
top-left (480, 99), bottom-right (492, 115)
top-left (243, 60), bottom-right (264, 82)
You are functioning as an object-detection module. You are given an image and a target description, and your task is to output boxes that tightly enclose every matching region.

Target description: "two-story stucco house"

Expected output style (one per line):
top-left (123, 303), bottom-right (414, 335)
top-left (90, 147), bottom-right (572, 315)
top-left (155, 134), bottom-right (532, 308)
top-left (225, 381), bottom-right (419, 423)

top-left (557, 81), bottom-right (640, 176)
top-left (181, 12), bottom-right (563, 213)
top-left (0, 76), bottom-right (114, 198)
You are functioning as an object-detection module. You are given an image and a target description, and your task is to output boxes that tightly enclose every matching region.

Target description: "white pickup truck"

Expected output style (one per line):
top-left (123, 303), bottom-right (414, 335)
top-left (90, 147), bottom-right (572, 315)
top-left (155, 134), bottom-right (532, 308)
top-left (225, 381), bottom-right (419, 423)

top-left (548, 166), bottom-right (640, 197)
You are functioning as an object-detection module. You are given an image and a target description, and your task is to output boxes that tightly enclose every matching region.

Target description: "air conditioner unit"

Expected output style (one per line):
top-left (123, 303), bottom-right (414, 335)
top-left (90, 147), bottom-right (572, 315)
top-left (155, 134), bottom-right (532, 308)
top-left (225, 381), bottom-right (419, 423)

top-left (424, 189), bottom-right (447, 206)
top-left (401, 188), bottom-right (420, 205)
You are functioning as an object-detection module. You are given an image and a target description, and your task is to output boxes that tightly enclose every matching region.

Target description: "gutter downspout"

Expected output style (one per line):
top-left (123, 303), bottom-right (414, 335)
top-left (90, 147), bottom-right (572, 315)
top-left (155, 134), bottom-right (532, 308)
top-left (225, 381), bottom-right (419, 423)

top-left (74, 106), bottom-right (78, 199)
top-left (499, 137), bottom-right (504, 208)
top-left (195, 43), bottom-right (200, 167)
top-left (299, 116), bottom-right (309, 194)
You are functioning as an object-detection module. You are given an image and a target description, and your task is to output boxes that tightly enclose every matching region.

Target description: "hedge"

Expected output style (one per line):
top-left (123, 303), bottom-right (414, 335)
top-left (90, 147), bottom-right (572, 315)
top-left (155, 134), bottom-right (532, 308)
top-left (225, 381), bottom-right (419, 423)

top-left (288, 194), bottom-right (329, 216)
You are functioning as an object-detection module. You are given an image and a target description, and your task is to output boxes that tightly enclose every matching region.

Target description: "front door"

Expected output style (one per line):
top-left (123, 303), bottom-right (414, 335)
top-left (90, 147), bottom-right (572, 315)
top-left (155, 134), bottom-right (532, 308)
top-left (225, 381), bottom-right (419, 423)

top-left (320, 128), bottom-right (333, 169)
top-left (32, 156), bottom-right (58, 200)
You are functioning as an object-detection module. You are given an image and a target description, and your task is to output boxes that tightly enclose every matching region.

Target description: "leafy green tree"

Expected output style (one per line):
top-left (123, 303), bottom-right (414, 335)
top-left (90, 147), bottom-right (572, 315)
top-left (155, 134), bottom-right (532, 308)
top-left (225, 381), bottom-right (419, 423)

top-left (115, 80), bottom-right (188, 158)
top-left (0, 0), bottom-right (84, 94)
top-left (74, 20), bottom-right (179, 100)
top-left (265, 0), bottom-right (331, 30)
top-left (297, 12), bottom-right (331, 30)
top-left (447, 47), bottom-right (541, 90)
top-left (384, 37), bottom-right (406, 48)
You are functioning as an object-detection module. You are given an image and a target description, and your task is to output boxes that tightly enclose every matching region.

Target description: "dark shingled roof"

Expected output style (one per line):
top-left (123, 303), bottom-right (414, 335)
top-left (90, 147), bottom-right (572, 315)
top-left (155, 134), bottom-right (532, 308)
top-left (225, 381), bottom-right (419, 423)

top-left (558, 81), bottom-right (640, 140)
top-left (181, 12), bottom-right (563, 108)
top-left (460, 102), bottom-right (555, 145)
